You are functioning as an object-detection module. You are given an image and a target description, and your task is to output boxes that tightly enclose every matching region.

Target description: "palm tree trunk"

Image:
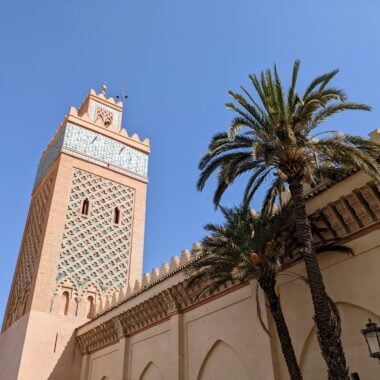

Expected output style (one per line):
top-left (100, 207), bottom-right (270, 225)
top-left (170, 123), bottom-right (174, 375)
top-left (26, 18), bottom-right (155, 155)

top-left (259, 275), bottom-right (302, 380)
top-left (288, 181), bottom-right (349, 380)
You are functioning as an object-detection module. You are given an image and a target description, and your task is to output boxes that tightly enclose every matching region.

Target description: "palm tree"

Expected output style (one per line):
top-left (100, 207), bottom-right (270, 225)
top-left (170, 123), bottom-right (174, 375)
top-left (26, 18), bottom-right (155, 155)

top-left (197, 61), bottom-right (380, 380)
top-left (187, 205), bottom-right (303, 380)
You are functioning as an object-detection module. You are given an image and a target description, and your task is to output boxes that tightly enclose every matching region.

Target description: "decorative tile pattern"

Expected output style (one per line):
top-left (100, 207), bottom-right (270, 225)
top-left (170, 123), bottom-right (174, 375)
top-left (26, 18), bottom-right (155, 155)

top-left (34, 123), bottom-right (149, 188)
top-left (4, 175), bottom-right (54, 328)
top-left (34, 129), bottom-right (65, 187)
top-left (89, 100), bottom-right (120, 130)
top-left (56, 170), bottom-right (135, 295)
top-left (64, 124), bottom-right (148, 178)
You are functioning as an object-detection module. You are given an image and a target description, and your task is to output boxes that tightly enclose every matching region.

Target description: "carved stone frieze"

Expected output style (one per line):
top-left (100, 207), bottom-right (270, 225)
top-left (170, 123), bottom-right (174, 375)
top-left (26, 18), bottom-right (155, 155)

top-left (77, 318), bottom-right (119, 354)
top-left (310, 182), bottom-right (380, 242)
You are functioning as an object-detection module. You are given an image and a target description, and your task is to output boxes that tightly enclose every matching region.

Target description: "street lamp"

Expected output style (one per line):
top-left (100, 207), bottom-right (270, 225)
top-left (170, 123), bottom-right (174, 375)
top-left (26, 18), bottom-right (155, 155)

top-left (361, 319), bottom-right (380, 362)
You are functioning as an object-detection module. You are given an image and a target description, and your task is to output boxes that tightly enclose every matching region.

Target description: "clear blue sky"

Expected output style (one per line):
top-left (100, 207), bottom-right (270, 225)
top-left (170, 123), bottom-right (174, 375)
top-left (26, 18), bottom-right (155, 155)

top-left (1, 0), bottom-right (379, 321)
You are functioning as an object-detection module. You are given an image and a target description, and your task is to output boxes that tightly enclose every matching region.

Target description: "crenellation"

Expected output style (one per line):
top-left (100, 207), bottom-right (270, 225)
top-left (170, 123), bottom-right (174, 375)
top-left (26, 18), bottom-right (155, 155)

top-left (180, 249), bottom-right (191, 265)
top-left (131, 133), bottom-right (141, 142)
top-left (159, 262), bottom-right (170, 278)
top-left (169, 256), bottom-right (180, 271)
top-left (151, 268), bottom-right (160, 282)
top-left (142, 273), bottom-right (151, 286)
top-left (88, 241), bottom-right (206, 319)
top-left (191, 242), bottom-right (203, 257)
top-left (69, 106), bottom-right (78, 116)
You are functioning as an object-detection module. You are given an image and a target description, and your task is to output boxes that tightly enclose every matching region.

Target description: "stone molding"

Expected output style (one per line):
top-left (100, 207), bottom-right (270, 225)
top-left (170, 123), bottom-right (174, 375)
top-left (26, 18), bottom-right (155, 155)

top-left (76, 282), bottom-right (196, 354)
top-left (76, 278), bottom-right (244, 354)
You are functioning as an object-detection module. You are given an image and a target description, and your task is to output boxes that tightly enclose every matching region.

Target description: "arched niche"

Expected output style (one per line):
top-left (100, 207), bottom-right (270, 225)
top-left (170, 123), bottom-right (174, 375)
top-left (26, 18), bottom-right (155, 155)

top-left (60, 291), bottom-right (70, 316)
top-left (197, 340), bottom-right (250, 380)
top-left (86, 295), bottom-right (95, 319)
top-left (139, 361), bottom-right (164, 380)
top-left (299, 302), bottom-right (380, 380)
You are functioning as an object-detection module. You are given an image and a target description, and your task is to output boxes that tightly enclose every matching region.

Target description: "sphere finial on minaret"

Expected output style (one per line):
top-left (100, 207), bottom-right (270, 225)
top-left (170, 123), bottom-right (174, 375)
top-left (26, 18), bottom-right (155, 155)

top-left (101, 82), bottom-right (107, 95)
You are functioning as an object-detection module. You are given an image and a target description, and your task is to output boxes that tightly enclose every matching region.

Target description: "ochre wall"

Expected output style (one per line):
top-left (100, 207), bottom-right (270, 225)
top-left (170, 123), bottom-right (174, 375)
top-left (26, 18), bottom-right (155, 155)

top-left (0, 311), bottom-right (85, 380)
top-left (0, 314), bottom-right (29, 380)
top-left (273, 230), bottom-right (380, 380)
top-left (81, 282), bottom-right (275, 380)
top-left (78, 227), bottom-right (380, 380)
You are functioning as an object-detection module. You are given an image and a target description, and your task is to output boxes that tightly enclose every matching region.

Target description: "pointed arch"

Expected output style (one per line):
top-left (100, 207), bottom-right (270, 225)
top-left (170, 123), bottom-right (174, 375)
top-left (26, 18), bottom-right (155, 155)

top-left (56, 278), bottom-right (79, 298)
top-left (139, 361), bottom-right (164, 380)
top-left (299, 302), bottom-right (380, 378)
top-left (197, 340), bottom-right (250, 380)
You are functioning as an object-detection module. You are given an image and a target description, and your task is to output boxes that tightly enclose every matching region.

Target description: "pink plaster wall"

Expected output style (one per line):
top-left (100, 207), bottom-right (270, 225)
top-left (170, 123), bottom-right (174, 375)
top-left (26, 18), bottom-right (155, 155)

top-left (0, 313), bottom-right (29, 380)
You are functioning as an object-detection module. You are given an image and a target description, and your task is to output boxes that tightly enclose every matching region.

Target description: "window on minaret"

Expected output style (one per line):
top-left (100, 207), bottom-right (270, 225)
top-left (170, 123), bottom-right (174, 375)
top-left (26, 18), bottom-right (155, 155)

top-left (113, 207), bottom-right (120, 225)
top-left (81, 198), bottom-right (89, 216)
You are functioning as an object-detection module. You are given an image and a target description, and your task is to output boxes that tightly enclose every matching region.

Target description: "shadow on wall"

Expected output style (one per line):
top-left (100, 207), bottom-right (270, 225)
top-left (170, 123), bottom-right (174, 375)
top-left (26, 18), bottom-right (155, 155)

top-left (300, 302), bottom-right (380, 380)
top-left (197, 340), bottom-right (250, 380)
top-left (139, 361), bottom-right (164, 380)
top-left (47, 331), bottom-right (82, 380)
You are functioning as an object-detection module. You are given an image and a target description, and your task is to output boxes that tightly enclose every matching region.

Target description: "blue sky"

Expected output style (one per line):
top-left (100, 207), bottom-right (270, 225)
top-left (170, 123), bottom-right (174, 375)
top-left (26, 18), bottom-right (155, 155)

top-left (0, 0), bottom-right (379, 321)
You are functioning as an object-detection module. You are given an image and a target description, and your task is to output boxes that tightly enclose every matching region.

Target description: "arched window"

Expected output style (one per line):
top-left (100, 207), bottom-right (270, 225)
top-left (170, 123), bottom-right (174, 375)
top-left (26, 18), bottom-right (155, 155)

top-left (81, 198), bottom-right (89, 216)
top-left (86, 295), bottom-right (95, 319)
top-left (60, 291), bottom-right (70, 316)
top-left (113, 207), bottom-right (120, 225)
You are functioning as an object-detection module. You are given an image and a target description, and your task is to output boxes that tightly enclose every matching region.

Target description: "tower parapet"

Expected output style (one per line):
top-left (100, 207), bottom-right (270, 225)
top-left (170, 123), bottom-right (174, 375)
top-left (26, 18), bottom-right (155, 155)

top-left (35, 89), bottom-right (150, 189)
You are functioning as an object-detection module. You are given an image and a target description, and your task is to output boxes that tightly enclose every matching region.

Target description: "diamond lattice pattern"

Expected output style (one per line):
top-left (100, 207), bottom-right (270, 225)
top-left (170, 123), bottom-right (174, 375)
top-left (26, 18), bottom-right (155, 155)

top-left (57, 169), bottom-right (135, 294)
top-left (5, 175), bottom-right (54, 327)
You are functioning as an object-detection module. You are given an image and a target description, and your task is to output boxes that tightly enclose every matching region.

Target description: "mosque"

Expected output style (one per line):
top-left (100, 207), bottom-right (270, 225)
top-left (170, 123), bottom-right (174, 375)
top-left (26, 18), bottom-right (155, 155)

top-left (0, 88), bottom-right (379, 380)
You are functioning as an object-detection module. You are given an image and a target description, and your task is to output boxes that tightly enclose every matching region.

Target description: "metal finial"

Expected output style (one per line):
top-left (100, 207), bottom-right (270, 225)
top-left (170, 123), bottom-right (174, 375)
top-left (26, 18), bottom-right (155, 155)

top-left (101, 82), bottom-right (107, 95)
top-left (116, 84), bottom-right (128, 103)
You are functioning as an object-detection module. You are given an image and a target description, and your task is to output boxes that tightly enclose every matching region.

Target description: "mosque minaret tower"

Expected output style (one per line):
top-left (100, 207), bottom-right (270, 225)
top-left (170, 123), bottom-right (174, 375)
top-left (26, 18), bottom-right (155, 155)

top-left (0, 87), bottom-right (150, 380)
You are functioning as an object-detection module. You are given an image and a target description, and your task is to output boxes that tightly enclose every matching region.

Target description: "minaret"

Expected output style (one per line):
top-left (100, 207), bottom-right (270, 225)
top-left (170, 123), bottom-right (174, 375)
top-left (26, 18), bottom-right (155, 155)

top-left (0, 88), bottom-right (150, 380)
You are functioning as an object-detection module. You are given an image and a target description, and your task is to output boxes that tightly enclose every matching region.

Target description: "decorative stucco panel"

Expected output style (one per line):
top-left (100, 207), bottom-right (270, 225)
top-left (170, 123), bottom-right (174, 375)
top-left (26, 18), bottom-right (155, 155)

top-left (89, 100), bottom-right (120, 130)
top-left (56, 169), bottom-right (135, 295)
top-left (3, 174), bottom-right (55, 329)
